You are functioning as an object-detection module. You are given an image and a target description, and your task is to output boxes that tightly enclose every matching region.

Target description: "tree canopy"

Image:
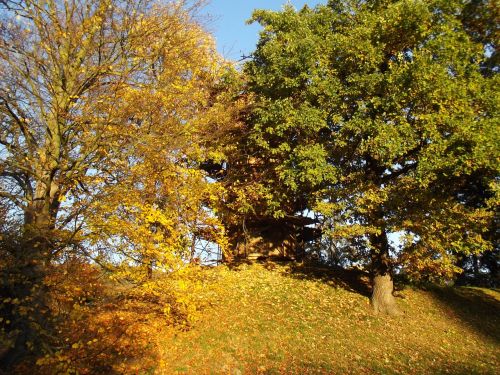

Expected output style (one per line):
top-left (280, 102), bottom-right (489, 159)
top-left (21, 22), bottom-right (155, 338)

top-left (229, 0), bottom-right (499, 312)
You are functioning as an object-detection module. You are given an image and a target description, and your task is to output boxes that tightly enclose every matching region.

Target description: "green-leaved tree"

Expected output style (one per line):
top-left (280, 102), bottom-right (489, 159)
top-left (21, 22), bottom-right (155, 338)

top-left (241, 0), bottom-right (498, 313)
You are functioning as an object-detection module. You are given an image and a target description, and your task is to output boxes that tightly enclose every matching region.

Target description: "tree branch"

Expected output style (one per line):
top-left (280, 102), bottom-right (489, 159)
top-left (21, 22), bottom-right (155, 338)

top-left (0, 190), bottom-right (27, 209)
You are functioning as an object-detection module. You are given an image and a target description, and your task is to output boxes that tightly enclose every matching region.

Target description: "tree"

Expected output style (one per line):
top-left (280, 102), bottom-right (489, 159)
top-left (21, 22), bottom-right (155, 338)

top-left (451, 0), bottom-right (499, 286)
top-left (213, 5), bottom-right (336, 261)
top-left (0, 0), bottom-right (230, 365)
top-left (242, 0), bottom-right (498, 313)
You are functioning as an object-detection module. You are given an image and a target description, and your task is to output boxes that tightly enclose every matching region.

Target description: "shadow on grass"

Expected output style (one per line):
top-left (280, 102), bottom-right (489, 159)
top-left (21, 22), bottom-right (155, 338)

top-left (287, 264), bottom-right (500, 343)
top-left (281, 263), bottom-right (372, 297)
top-left (225, 259), bottom-right (373, 297)
top-left (427, 286), bottom-right (500, 344)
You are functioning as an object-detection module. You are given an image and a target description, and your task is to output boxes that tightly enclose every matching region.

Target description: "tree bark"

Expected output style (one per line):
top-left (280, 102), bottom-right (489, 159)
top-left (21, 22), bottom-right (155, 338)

top-left (370, 230), bottom-right (400, 315)
top-left (371, 273), bottom-right (400, 315)
top-left (1, 193), bottom-right (56, 369)
top-left (1, 243), bottom-right (52, 369)
top-left (472, 255), bottom-right (480, 279)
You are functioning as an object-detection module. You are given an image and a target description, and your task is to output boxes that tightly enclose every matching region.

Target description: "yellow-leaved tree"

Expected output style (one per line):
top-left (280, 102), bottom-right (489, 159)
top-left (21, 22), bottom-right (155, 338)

top-left (0, 0), bottom-right (235, 366)
top-left (82, 2), bottom-right (231, 280)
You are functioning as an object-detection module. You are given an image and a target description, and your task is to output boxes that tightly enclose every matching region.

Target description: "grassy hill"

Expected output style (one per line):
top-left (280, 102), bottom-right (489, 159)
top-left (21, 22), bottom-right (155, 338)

top-left (22, 262), bottom-right (500, 374)
top-left (154, 263), bottom-right (499, 374)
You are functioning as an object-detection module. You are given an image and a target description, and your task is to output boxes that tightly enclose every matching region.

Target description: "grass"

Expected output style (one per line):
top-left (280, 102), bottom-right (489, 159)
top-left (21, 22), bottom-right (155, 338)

top-left (10, 262), bottom-right (499, 374)
top-left (155, 263), bottom-right (499, 374)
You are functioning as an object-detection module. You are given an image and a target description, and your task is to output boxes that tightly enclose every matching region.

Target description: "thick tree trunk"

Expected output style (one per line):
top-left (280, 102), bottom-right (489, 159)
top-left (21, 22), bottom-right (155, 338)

top-left (371, 273), bottom-right (400, 315)
top-left (1, 195), bottom-right (56, 369)
top-left (472, 255), bottom-right (480, 279)
top-left (370, 230), bottom-right (400, 315)
top-left (0, 241), bottom-right (52, 369)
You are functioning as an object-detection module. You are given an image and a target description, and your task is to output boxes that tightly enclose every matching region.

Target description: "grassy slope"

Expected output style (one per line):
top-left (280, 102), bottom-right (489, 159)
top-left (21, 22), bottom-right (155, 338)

top-left (158, 263), bottom-right (499, 375)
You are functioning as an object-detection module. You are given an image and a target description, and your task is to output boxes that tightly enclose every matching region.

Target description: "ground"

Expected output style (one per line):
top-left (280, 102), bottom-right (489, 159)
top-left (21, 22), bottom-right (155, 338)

top-left (156, 263), bottom-right (499, 374)
top-left (9, 262), bottom-right (500, 374)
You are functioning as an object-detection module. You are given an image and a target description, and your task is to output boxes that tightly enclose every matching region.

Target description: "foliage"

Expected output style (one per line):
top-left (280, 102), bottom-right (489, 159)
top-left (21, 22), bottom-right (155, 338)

top-left (0, 0), bottom-right (498, 370)
top-left (0, 0), bottom-right (234, 366)
top-left (0, 260), bottom-right (210, 374)
top-left (82, 6), bottom-right (233, 278)
top-left (240, 0), bottom-right (499, 283)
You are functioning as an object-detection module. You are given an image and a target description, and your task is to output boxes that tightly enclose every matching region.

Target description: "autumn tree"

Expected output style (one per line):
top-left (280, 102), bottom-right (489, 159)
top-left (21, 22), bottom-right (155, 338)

top-left (241, 0), bottom-right (498, 313)
top-left (0, 0), bottom-right (231, 365)
top-left (450, 0), bottom-right (499, 286)
top-left (82, 5), bottom-right (233, 280)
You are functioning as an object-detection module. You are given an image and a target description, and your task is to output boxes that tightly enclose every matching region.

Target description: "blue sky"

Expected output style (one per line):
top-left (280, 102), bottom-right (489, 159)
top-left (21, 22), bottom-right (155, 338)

top-left (203, 1), bottom-right (325, 61)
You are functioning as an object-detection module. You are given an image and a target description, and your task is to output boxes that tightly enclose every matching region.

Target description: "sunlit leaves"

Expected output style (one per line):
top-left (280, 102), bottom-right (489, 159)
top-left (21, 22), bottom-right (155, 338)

top-left (240, 0), bottom-right (498, 281)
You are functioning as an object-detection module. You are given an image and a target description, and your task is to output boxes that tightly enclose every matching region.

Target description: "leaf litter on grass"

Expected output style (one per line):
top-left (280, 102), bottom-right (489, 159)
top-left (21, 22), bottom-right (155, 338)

top-left (157, 263), bottom-right (499, 374)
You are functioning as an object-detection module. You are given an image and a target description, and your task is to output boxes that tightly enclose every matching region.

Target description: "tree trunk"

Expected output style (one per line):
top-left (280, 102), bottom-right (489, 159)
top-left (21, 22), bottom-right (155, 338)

top-left (0, 241), bottom-right (53, 369)
top-left (1, 195), bottom-right (56, 369)
top-left (371, 273), bottom-right (400, 315)
top-left (146, 259), bottom-right (153, 279)
top-left (472, 255), bottom-right (480, 279)
top-left (370, 230), bottom-right (400, 315)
